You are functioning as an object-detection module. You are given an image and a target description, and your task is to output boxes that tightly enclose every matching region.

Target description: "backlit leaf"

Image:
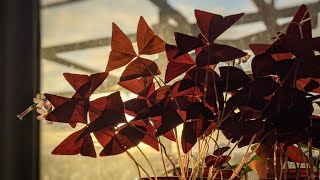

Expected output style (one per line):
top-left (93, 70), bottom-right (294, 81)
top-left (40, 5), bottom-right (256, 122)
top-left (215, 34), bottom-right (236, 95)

top-left (105, 23), bottom-right (137, 72)
top-left (137, 16), bottom-right (166, 55)
top-left (195, 9), bottom-right (244, 43)
top-left (52, 127), bottom-right (96, 158)
top-left (120, 57), bottom-right (160, 82)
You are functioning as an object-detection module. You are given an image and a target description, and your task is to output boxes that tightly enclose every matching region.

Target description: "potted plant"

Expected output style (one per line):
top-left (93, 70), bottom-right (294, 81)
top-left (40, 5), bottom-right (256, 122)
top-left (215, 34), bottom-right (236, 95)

top-left (18, 4), bottom-right (320, 180)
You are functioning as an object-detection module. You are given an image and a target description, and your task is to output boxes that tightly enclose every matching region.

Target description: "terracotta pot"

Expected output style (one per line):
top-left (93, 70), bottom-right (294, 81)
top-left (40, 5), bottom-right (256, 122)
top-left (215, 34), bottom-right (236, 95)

top-left (141, 177), bottom-right (211, 180)
top-left (141, 169), bottom-right (241, 180)
top-left (261, 169), bottom-right (320, 180)
top-left (141, 177), bottom-right (180, 180)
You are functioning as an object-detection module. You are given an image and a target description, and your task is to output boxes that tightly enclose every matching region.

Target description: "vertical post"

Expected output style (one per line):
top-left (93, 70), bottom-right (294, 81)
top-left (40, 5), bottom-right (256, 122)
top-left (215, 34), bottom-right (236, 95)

top-left (0, 0), bottom-right (40, 180)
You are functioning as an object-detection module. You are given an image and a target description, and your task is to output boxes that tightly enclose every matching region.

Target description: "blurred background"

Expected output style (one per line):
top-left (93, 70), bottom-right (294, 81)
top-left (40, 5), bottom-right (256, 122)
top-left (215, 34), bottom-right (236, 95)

top-left (1, 0), bottom-right (320, 180)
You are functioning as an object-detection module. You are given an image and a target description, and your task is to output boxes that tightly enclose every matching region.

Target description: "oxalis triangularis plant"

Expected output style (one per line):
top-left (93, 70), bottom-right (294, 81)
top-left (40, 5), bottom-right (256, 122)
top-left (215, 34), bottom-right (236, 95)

top-left (18, 4), bottom-right (320, 180)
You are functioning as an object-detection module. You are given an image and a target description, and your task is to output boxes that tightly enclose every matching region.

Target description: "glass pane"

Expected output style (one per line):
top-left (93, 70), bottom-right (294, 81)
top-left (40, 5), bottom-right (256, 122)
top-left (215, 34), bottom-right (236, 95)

top-left (40, 1), bottom-right (320, 180)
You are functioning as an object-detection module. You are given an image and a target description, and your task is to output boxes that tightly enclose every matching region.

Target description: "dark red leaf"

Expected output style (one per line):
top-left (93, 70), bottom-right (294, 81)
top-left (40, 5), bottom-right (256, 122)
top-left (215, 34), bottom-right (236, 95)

top-left (181, 122), bottom-right (197, 153)
top-left (165, 59), bottom-right (195, 82)
top-left (52, 127), bottom-right (96, 158)
top-left (280, 37), bottom-right (319, 58)
top-left (251, 53), bottom-right (276, 78)
top-left (297, 78), bottom-right (320, 93)
top-left (299, 56), bottom-right (320, 79)
top-left (162, 130), bottom-right (176, 142)
top-left (263, 88), bottom-right (313, 143)
top-left (131, 120), bottom-right (159, 151)
top-left (173, 32), bottom-right (205, 58)
top-left (151, 117), bottom-right (176, 142)
top-left (182, 118), bottom-right (212, 153)
top-left (120, 57), bottom-right (160, 82)
top-left (156, 113), bottom-right (183, 137)
top-left (148, 85), bottom-right (170, 104)
top-left (136, 82), bottom-right (155, 99)
top-left (273, 58), bottom-right (295, 81)
top-left (169, 79), bottom-right (199, 99)
top-left (118, 76), bottom-right (154, 95)
top-left (286, 145), bottom-right (308, 163)
top-left (196, 44), bottom-right (247, 67)
top-left (219, 66), bottom-right (251, 91)
top-left (89, 72), bottom-right (109, 93)
top-left (63, 72), bottom-right (108, 99)
top-left (165, 44), bottom-right (195, 83)
top-left (80, 91), bottom-right (126, 139)
top-left (220, 112), bottom-right (265, 147)
top-left (249, 44), bottom-right (293, 61)
top-left (137, 16), bottom-right (166, 55)
top-left (186, 102), bottom-right (215, 121)
top-left (181, 102), bottom-right (216, 153)
top-left (93, 127), bottom-right (115, 147)
top-left (247, 77), bottom-right (279, 97)
top-left (44, 94), bottom-right (88, 127)
top-left (106, 51), bottom-right (136, 72)
top-left (249, 44), bottom-right (270, 56)
top-left (205, 155), bottom-right (231, 168)
top-left (213, 147), bottom-right (230, 156)
top-left (165, 44), bottom-right (179, 60)
top-left (286, 4), bottom-right (312, 39)
top-left (45, 94), bottom-right (69, 107)
top-left (156, 104), bottom-right (184, 137)
top-left (133, 96), bottom-right (185, 137)
top-left (124, 98), bottom-right (149, 116)
top-left (105, 23), bottom-right (137, 72)
top-left (63, 73), bottom-right (89, 92)
top-left (195, 9), bottom-right (244, 43)
top-left (186, 66), bottom-right (220, 86)
top-left (175, 79), bottom-right (196, 93)
top-left (204, 155), bottom-right (215, 167)
top-left (133, 100), bottom-right (164, 121)
top-left (100, 123), bottom-right (146, 156)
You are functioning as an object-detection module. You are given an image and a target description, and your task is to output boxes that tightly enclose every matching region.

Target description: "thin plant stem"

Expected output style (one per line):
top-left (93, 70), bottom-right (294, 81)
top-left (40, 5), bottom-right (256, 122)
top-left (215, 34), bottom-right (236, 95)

top-left (274, 142), bottom-right (278, 180)
top-left (284, 149), bottom-right (288, 180)
top-left (136, 164), bottom-right (142, 180)
top-left (159, 138), bottom-right (169, 177)
top-left (185, 151), bottom-right (190, 179)
top-left (292, 11), bottom-right (308, 88)
top-left (292, 58), bottom-right (300, 88)
top-left (280, 145), bottom-right (283, 180)
top-left (214, 130), bottom-right (220, 150)
top-left (189, 136), bottom-right (211, 180)
top-left (211, 67), bottom-right (221, 123)
top-left (230, 134), bottom-right (257, 180)
top-left (126, 150), bottom-right (152, 180)
top-left (219, 93), bottom-right (249, 126)
top-left (225, 136), bottom-right (243, 161)
top-left (137, 145), bottom-right (158, 180)
top-left (308, 138), bottom-right (315, 180)
top-left (130, 125), bottom-right (181, 178)
top-left (298, 143), bottom-right (311, 178)
top-left (207, 166), bottom-right (214, 180)
top-left (174, 127), bottom-right (186, 180)
top-left (198, 137), bottom-right (201, 176)
top-left (298, 153), bottom-right (302, 180)
top-left (202, 47), bottom-right (211, 105)
top-left (221, 65), bottom-right (230, 120)
top-left (211, 171), bottom-right (218, 180)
